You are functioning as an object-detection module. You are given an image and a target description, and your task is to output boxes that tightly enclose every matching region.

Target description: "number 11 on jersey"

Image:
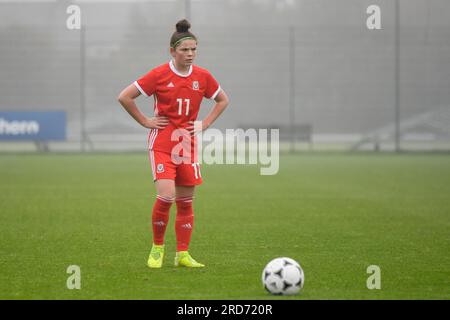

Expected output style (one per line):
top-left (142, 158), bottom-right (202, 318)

top-left (177, 98), bottom-right (190, 116)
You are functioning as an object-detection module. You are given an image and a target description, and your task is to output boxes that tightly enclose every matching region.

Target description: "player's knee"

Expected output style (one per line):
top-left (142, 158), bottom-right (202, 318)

top-left (156, 194), bottom-right (175, 203)
top-left (175, 196), bottom-right (194, 211)
top-left (156, 187), bottom-right (175, 201)
top-left (176, 196), bottom-right (194, 203)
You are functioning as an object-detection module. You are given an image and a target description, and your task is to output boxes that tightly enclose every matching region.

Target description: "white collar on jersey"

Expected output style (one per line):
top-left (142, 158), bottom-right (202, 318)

top-left (169, 59), bottom-right (193, 77)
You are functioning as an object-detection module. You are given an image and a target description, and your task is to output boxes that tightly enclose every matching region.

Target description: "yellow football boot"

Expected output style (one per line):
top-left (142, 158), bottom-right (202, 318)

top-left (147, 244), bottom-right (164, 268)
top-left (174, 251), bottom-right (205, 268)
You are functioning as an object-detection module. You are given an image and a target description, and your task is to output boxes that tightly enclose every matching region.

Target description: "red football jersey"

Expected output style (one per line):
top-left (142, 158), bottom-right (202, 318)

top-left (134, 60), bottom-right (220, 157)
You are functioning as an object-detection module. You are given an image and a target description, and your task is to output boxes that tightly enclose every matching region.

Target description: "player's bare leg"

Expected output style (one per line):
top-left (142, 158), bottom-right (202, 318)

top-left (156, 179), bottom-right (176, 199)
top-left (174, 186), bottom-right (204, 267)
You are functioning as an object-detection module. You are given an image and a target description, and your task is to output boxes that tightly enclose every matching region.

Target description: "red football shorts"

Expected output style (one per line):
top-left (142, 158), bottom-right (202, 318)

top-left (148, 149), bottom-right (202, 186)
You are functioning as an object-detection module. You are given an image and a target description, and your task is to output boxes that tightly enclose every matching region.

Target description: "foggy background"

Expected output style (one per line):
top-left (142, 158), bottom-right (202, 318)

top-left (0, 0), bottom-right (449, 152)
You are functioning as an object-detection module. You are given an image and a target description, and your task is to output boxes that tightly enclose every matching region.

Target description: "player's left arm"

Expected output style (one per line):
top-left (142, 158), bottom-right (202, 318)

top-left (202, 89), bottom-right (229, 129)
top-left (187, 89), bottom-right (229, 135)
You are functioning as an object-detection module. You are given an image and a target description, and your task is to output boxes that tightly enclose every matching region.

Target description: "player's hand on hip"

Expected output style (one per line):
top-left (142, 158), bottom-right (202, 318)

top-left (142, 116), bottom-right (169, 129)
top-left (186, 120), bottom-right (206, 136)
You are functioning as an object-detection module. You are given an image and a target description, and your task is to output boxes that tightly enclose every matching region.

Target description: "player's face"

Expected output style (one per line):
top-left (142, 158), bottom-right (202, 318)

top-left (171, 39), bottom-right (197, 68)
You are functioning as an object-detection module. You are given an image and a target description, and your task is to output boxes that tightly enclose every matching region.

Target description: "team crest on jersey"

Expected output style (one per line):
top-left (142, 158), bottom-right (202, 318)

top-left (192, 81), bottom-right (199, 90)
top-left (157, 163), bottom-right (164, 173)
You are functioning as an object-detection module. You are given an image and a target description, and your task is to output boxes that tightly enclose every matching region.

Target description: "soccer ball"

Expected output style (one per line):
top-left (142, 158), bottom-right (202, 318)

top-left (262, 257), bottom-right (304, 295)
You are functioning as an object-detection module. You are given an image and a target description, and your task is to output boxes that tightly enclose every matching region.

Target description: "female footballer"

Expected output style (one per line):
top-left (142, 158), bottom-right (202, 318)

top-left (118, 19), bottom-right (229, 268)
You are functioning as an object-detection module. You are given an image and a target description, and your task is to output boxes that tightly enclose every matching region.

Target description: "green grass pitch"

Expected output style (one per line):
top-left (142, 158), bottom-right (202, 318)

top-left (0, 153), bottom-right (449, 299)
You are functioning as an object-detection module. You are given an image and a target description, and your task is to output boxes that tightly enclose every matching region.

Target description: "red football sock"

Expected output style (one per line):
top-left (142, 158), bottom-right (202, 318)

top-left (175, 196), bottom-right (194, 251)
top-left (152, 195), bottom-right (173, 245)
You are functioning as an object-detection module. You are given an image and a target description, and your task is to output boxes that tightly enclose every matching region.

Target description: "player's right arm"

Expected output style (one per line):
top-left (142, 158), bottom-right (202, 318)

top-left (117, 84), bottom-right (169, 129)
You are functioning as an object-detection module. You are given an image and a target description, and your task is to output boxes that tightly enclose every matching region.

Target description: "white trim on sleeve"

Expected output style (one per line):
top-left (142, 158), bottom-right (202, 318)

top-left (134, 80), bottom-right (149, 97)
top-left (210, 85), bottom-right (221, 100)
